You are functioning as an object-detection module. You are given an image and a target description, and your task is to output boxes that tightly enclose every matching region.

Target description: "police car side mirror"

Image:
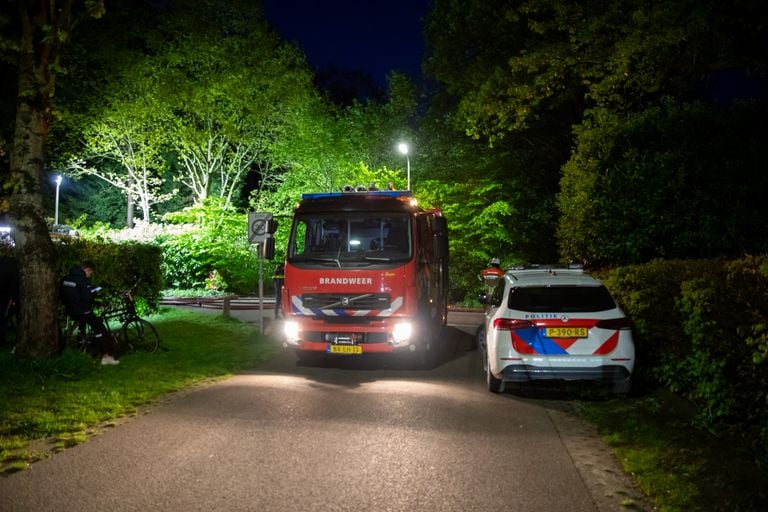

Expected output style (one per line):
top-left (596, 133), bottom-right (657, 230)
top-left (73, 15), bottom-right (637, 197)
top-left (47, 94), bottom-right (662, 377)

top-left (478, 292), bottom-right (489, 305)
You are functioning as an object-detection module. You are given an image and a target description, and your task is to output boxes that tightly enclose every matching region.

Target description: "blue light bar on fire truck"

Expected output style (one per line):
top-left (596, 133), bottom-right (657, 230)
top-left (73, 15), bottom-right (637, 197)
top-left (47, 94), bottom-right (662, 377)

top-left (301, 190), bottom-right (412, 200)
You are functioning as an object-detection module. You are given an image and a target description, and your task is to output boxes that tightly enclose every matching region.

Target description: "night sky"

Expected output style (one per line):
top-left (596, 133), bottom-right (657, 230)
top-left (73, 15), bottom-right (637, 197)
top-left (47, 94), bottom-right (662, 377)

top-left (262, 0), bottom-right (431, 85)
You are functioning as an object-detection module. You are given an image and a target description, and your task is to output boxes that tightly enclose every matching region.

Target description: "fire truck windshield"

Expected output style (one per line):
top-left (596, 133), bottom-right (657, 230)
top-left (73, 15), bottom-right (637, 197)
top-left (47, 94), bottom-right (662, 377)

top-left (288, 214), bottom-right (412, 267)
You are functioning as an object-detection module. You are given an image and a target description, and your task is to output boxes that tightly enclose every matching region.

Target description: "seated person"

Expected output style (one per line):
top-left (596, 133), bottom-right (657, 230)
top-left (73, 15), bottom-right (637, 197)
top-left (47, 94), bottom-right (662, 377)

top-left (60, 261), bottom-right (119, 365)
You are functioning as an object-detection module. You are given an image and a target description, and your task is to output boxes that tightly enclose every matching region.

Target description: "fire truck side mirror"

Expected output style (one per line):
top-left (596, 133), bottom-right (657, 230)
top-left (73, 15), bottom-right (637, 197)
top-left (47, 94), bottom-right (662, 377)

top-left (263, 237), bottom-right (276, 260)
top-left (267, 219), bottom-right (278, 235)
top-left (431, 217), bottom-right (447, 237)
top-left (434, 236), bottom-right (448, 260)
top-left (433, 218), bottom-right (449, 260)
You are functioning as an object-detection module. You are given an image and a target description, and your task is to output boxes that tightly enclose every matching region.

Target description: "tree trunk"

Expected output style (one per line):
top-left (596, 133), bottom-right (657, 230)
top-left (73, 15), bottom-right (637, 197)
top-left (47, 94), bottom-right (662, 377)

top-left (8, 8), bottom-right (61, 357)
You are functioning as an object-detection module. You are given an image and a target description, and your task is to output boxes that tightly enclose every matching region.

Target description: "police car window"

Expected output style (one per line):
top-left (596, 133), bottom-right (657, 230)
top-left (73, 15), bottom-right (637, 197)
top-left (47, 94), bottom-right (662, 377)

top-left (507, 285), bottom-right (616, 312)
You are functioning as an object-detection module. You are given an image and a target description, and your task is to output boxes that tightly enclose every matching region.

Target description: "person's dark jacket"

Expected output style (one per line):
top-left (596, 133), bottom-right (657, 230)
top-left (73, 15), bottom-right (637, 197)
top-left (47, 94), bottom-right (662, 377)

top-left (60, 266), bottom-right (95, 316)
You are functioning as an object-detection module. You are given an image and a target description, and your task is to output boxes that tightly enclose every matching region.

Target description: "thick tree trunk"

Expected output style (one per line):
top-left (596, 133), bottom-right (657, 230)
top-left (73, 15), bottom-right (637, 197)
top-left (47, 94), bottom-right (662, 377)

top-left (9, 104), bottom-right (60, 357)
top-left (8, 9), bottom-right (61, 357)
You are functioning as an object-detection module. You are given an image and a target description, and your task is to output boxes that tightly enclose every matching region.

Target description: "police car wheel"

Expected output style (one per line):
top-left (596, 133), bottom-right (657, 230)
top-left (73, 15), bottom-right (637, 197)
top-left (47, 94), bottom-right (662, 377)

top-left (486, 356), bottom-right (503, 393)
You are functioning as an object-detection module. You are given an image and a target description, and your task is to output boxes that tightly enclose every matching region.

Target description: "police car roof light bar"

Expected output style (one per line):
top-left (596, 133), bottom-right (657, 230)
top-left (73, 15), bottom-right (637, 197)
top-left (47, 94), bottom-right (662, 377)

top-left (506, 263), bottom-right (584, 272)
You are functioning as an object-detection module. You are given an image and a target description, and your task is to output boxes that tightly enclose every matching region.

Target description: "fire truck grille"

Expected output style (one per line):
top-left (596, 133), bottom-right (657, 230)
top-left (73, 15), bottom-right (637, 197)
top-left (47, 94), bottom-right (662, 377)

top-left (301, 293), bottom-right (391, 310)
top-left (303, 331), bottom-right (389, 343)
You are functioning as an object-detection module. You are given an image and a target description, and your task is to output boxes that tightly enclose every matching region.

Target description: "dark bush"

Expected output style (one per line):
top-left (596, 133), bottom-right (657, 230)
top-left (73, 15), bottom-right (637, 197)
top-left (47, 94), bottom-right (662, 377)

top-left (599, 258), bottom-right (720, 388)
top-left (602, 255), bottom-right (768, 464)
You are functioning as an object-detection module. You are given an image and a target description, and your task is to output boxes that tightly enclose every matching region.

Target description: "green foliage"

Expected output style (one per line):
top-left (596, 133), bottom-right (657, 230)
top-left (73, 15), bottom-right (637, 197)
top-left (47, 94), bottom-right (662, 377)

top-left (0, 237), bottom-right (163, 314)
top-left (559, 101), bottom-right (768, 265)
top-left (53, 238), bottom-right (163, 312)
top-left (51, 0), bottom-right (322, 222)
top-left (671, 259), bottom-right (768, 462)
top-left (416, 179), bottom-right (522, 302)
top-left (336, 163), bottom-right (405, 191)
top-left (424, 0), bottom-right (766, 143)
top-left (159, 201), bottom-right (261, 294)
top-left (675, 278), bottom-right (735, 425)
top-left (159, 4), bottom-right (317, 209)
top-left (601, 255), bottom-right (768, 465)
top-left (599, 258), bottom-right (720, 387)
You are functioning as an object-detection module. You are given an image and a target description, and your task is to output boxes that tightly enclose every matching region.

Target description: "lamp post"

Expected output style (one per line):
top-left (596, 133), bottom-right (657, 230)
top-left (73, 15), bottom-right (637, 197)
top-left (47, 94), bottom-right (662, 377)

top-left (54, 175), bottom-right (63, 226)
top-left (397, 142), bottom-right (410, 191)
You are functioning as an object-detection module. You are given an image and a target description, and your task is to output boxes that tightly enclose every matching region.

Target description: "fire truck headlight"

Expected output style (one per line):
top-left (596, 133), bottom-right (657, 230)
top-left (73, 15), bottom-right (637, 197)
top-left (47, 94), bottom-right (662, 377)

top-left (392, 322), bottom-right (413, 344)
top-left (284, 321), bottom-right (301, 344)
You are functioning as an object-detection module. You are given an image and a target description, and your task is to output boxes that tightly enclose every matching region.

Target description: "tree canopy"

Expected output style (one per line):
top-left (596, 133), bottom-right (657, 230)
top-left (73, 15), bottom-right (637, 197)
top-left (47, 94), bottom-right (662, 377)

top-left (423, 0), bottom-right (768, 270)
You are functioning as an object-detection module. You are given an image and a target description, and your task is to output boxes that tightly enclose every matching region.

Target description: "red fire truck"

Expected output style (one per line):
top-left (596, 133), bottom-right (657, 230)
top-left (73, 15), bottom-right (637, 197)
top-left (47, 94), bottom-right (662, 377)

top-left (280, 188), bottom-right (449, 361)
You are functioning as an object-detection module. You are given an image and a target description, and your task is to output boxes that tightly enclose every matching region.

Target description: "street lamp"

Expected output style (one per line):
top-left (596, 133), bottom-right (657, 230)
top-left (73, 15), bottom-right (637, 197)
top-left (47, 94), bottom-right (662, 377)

top-left (54, 175), bottom-right (62, 226)
top-left (397, 142), bottom-right (410, 191)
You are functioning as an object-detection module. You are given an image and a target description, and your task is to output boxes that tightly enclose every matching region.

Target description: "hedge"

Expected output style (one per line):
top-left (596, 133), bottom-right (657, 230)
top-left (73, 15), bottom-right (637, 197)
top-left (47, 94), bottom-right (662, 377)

top-left (2, 238), bottom-right (163, 314)
top-left (600, 255), bottom-right (768, 464)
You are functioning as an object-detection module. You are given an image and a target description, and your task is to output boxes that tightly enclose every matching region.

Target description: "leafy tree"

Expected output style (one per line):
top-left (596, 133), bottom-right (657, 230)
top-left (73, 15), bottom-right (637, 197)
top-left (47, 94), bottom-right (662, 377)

top-left (66, 91), bottom-right (175, 223)
top-left (256, 72), bottom-right (418, 216)
top-left (558, 100), bottom-right (768, 265)
top-left (421, 0), bottom-right (582, 269)
top-left (53, 0), bottom-right (324, 224)
top-left (157, 3), bottom-right (318, 210)
top-left (424, 0), bottom-right (768, 277)
top-left (1, 0), bottom-right (105, 357)
top-left (416, 179), bottom-right (519, 302)
top-left (424, 0), bottom-right (767, 143)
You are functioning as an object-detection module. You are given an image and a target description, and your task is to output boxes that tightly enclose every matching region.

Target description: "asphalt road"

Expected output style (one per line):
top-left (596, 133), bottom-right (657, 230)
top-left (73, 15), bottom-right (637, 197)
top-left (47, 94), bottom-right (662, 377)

top-left (0, 311), bottom-right (652, 512)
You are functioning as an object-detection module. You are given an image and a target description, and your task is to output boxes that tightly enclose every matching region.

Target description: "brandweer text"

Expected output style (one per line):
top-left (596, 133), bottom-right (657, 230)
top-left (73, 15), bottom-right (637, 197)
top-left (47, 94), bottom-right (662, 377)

top-left (319, 277), bottom-right (373, 285)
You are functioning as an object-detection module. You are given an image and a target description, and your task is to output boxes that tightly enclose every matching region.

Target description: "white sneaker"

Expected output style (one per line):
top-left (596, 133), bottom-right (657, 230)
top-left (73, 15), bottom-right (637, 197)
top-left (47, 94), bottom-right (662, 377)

top-left (100, 354), bottom-right (120, 365)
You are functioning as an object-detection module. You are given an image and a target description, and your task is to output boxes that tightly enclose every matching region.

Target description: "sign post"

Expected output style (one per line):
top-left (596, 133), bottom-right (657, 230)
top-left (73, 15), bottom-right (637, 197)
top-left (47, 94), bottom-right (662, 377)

top-left (248, 213), bottom-right (273, 334)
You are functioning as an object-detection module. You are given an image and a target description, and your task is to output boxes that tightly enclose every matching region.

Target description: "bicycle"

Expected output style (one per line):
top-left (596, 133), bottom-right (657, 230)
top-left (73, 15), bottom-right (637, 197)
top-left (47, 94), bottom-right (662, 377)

top-left (61, 283), bottom-right (160, 355)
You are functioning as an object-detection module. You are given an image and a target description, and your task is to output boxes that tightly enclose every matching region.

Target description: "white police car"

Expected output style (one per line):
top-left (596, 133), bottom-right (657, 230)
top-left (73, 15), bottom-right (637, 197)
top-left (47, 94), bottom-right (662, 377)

top-left (479, 265), bottom-right (634, 394)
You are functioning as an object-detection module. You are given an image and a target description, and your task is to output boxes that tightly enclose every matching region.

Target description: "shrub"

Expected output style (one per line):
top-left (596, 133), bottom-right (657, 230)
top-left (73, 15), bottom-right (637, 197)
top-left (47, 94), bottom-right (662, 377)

top-left (55, 238), bottom-right (163, 312)
top-left (1, 238), bottom-right (162, 313)
top-left (600, 258), bottom-right (720, 388)
top-left (602, 255), bottom-right (768, 464)
top-left (159, 201), bottom-right (280, 295)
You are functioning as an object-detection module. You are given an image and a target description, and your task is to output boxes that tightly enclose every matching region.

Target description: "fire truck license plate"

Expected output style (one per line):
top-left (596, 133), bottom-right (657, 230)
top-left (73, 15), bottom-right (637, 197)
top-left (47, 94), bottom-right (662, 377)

top-left (545, 327), bottom-right (588, 338)
top-left (328, 345), bottom-right (363, 355)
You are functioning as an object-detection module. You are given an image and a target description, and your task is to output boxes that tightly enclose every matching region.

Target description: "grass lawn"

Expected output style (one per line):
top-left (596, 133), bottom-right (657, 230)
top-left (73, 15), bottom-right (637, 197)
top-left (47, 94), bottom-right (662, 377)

top-left (578, 392), bottom-right (768, 512)
top-left (0, 308), bottom-right (279, 473)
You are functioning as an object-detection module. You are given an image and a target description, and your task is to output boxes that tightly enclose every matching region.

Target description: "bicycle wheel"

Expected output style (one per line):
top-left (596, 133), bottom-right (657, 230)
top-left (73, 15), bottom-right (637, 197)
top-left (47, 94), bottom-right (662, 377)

top-left (120, 318), bottom-right (160, 353)
top-left (61, 318), bottom-right (90, 353)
